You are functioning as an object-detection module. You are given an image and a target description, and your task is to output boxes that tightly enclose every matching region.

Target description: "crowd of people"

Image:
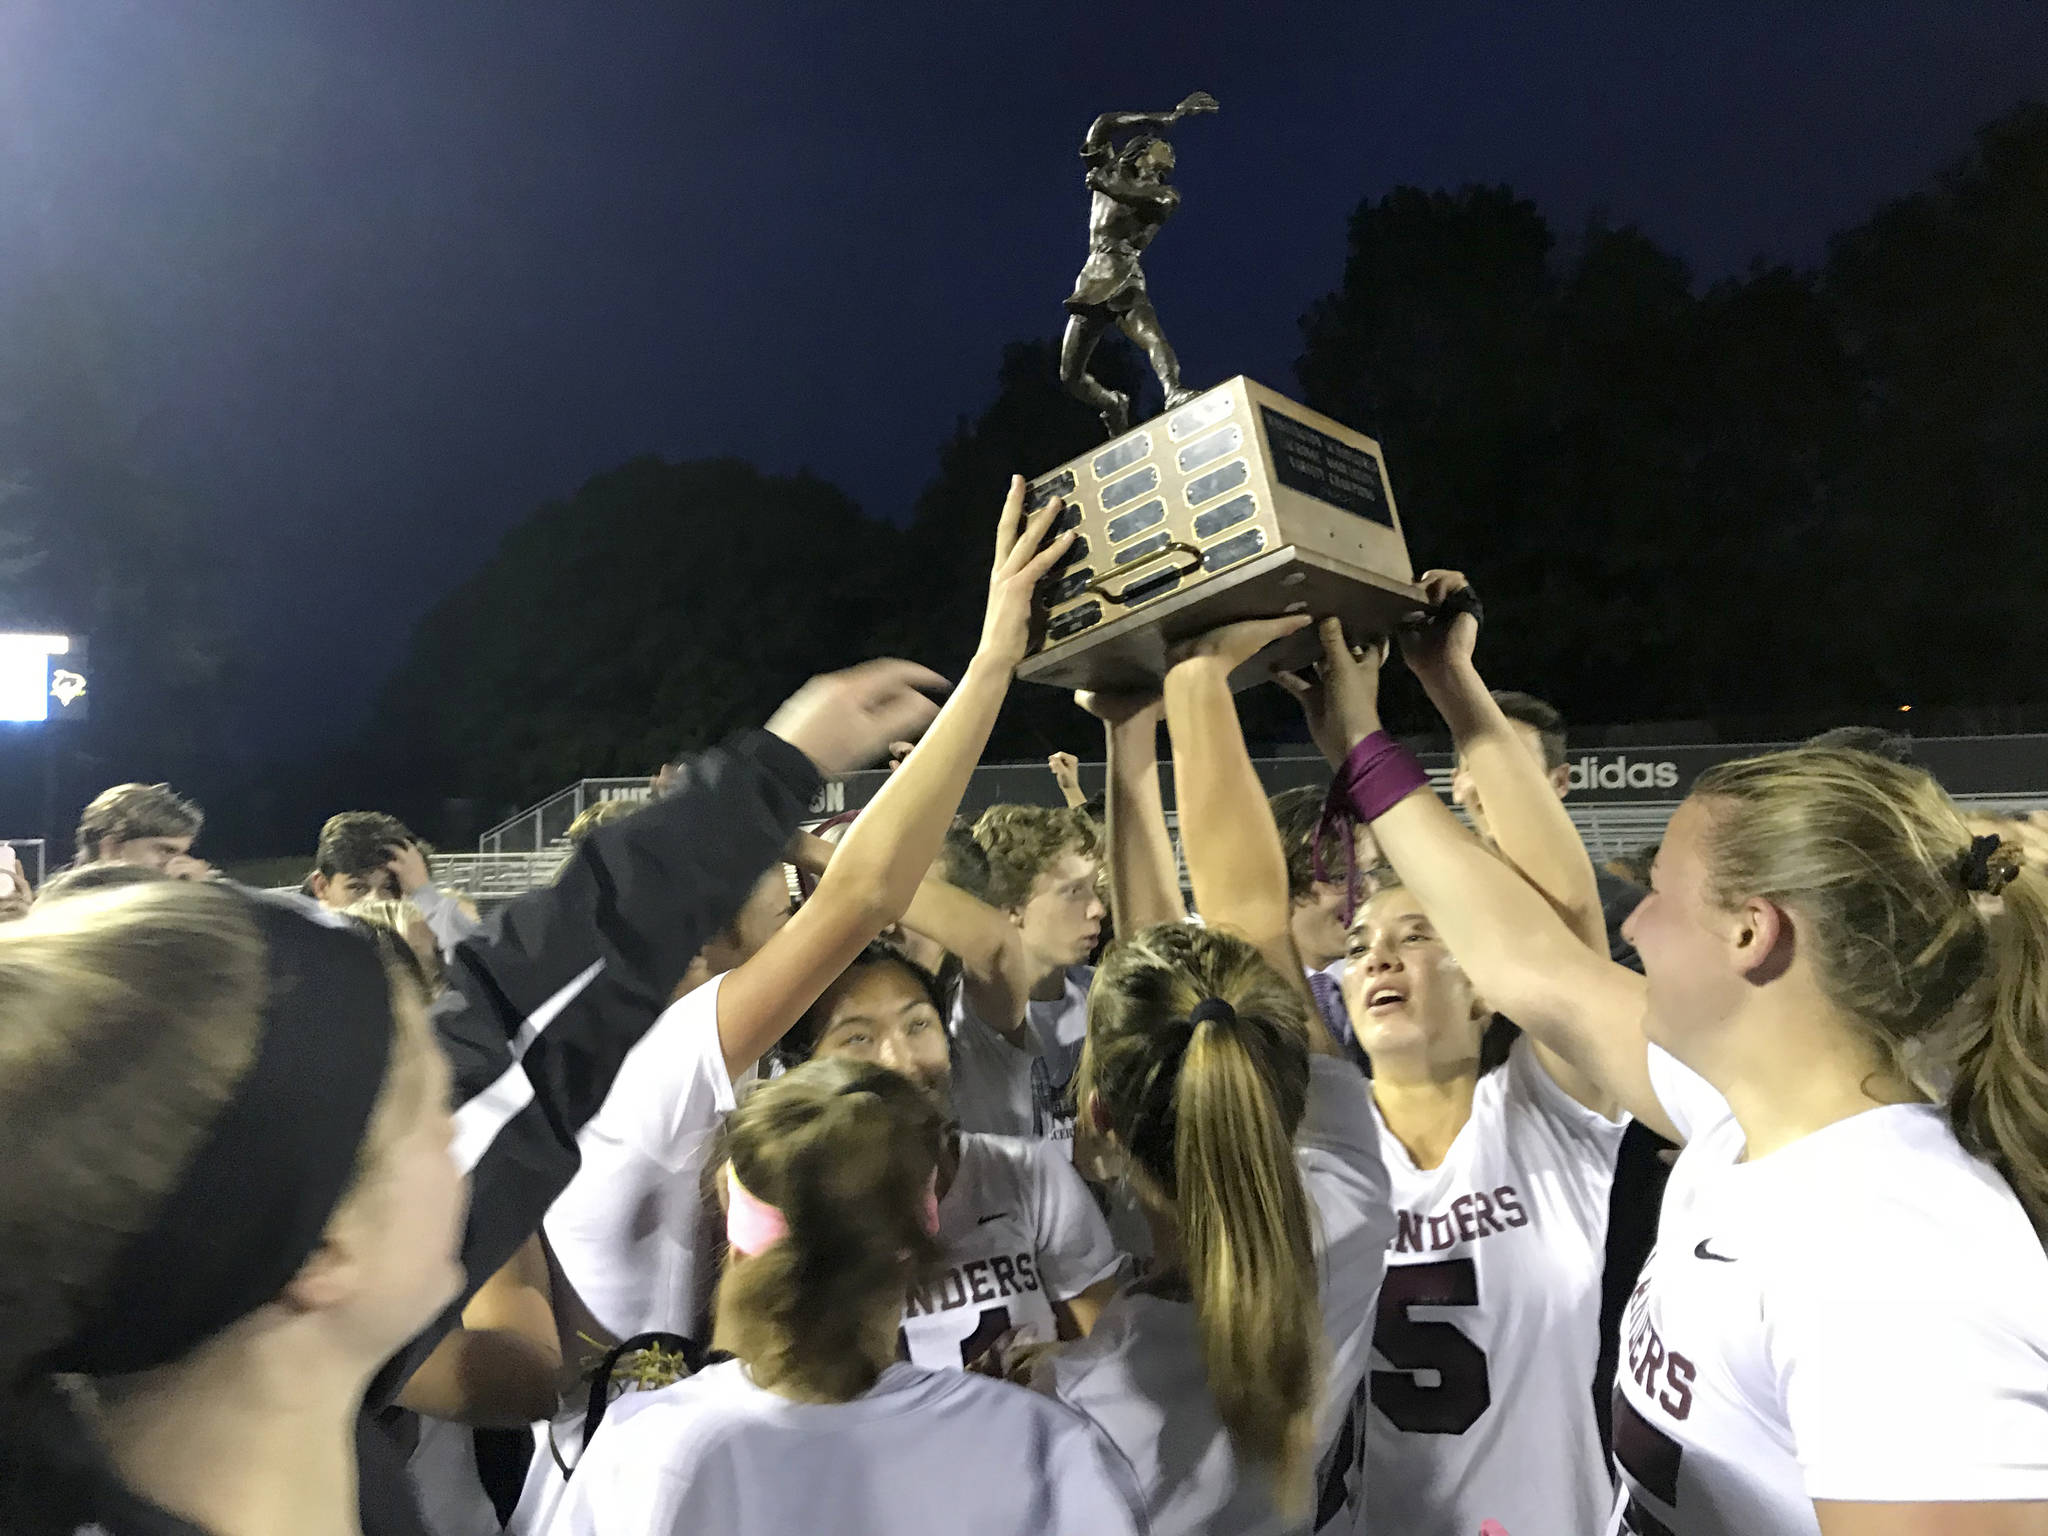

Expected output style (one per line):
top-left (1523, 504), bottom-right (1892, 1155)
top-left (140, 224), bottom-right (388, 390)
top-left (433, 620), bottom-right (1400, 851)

top-left (1, 476), bottom-right (2045, 1536)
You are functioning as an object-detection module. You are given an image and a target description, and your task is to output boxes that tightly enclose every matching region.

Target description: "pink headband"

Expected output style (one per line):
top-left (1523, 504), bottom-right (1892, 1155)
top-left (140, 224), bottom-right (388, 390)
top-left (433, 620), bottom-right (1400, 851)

top-left (724, 1163), bottom-right (943, 1258)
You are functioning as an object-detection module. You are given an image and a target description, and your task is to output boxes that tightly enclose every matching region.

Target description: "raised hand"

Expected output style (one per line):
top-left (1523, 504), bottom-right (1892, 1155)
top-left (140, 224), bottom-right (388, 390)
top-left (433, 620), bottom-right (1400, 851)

top-left (978, 476), bottom-right (1080, 670)
top-left (1174, 91), bottom-right (1219, 117)
top-left (1395, 569), bottom-right (1480, 685)
top-left (765, 659), bottom-right (948, 778)
top-left (1166, 612), bottom-right (1311, 675)
top-left (1074, 689), bottom-right (1164, 728)
top-left (1275, 617), bottom-right (1387, 764)
top-left (1047, 751), bottom-right (1082, 797)
top-left (384, 839), bottom-right (433, 897)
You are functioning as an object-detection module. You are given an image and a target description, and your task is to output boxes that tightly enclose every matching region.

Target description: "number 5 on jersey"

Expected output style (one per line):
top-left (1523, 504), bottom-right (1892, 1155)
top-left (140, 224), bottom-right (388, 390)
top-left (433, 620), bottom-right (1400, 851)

top-left (1371, 1257), bottom-right (1491, 1434)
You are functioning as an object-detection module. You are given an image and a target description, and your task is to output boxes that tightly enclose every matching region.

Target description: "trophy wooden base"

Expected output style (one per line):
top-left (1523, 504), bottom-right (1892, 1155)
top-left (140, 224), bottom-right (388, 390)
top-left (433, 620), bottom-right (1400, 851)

top-left (1017, 377), bottom-right (1426, 693)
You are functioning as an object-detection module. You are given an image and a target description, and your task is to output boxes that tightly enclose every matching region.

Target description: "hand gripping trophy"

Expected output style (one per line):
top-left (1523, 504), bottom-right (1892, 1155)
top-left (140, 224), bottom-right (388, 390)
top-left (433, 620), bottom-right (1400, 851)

top-left (1059, 92), bottom-right (1218, 436)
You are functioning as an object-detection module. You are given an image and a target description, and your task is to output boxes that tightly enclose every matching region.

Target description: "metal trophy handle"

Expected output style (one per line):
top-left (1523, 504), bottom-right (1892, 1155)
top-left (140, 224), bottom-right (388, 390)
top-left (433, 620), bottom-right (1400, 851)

top-left (1087, 541), bottom-right (1203, 607)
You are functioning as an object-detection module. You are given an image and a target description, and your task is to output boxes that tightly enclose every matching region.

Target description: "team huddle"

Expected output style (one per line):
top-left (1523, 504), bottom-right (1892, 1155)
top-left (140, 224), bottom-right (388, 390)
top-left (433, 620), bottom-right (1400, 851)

top-left (1, 479), bottom-right (2044, 1536)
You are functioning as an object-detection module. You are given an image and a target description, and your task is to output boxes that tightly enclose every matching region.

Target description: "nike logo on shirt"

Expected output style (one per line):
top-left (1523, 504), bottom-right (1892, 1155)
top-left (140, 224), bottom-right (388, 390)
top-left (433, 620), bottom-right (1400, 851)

top-left (977, 1212), bottom-right (1009, 1226)
top-left (1694, 1239), bottom-right (1737, 1263)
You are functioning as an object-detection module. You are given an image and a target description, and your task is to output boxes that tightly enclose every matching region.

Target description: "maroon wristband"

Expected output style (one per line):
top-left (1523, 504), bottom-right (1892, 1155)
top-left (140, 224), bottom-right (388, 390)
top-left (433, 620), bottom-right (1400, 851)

top-left (1337, 731), bottom-right (1430, 824)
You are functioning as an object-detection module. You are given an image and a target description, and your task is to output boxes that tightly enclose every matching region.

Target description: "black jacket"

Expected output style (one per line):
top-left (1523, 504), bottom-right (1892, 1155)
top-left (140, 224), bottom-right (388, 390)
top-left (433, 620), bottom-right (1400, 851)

top-left (13, 732), bottom-right (821, 1536)
top-left (359, 729), bottom-right (819, 1533)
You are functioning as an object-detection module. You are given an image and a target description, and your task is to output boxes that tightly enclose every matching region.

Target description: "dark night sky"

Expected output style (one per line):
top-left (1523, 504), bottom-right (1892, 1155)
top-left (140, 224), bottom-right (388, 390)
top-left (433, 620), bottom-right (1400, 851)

top-left (2, 0), bottom-right (2043, 755)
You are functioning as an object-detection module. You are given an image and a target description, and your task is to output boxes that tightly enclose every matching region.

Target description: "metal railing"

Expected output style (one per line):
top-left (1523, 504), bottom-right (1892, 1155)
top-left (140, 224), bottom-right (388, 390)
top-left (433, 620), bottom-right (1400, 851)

top-left (478, 779), bottom-right (654, 854)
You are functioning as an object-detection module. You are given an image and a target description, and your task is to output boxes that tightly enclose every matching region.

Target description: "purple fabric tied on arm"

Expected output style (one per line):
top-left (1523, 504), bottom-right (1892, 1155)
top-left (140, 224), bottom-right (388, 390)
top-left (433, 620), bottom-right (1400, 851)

top-left (1310, 731), bottom-right (1432, 923)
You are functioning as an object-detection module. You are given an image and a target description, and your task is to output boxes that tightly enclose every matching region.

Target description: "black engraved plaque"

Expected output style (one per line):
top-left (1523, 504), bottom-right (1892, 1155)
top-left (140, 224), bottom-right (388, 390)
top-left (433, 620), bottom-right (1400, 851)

top-left (1259, 408), bottom-right (1391, 526)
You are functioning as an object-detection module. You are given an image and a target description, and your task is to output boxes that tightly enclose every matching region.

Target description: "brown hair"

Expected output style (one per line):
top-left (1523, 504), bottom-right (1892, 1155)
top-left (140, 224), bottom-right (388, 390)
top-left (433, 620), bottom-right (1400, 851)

top-left (1693, 746), bottom-right (2048, 1236)
top-left (1078, 923), bottom-right (1320, 1501)
top-left (712, 1058), bottom-right (945, 1402)
top-left (73, 783), bottom-right (203, 864)
top-left (1269, 786), bottom-right (1329, 902)
top-left (973, 804), bottom-right (1102, 911)
top-left (315, 812), bottom-right (417, 879)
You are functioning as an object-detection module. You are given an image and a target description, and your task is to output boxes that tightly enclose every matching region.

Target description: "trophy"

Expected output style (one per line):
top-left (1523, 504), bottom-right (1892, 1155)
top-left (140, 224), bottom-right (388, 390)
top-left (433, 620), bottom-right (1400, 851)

top-left (1018, 94), bottom-right (1425, 693)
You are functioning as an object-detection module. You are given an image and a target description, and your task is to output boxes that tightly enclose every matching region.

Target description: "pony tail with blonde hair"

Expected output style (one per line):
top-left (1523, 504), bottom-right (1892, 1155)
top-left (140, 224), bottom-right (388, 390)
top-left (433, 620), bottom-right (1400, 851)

top-left (1949, 860), bottom-right (2048, 1238)
top-left (1080, 923), bottom-right (1320, 1505)
top-left (1175, 1003), bottom-right (1321, 1499)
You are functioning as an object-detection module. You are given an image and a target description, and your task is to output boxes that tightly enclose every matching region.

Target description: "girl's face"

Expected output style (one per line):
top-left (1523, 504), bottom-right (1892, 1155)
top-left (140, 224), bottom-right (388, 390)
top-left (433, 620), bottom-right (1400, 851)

top-left (1341, 888), bottom-right (1487, 1070)
top-left (808, 962), bottom-right (951, 1110)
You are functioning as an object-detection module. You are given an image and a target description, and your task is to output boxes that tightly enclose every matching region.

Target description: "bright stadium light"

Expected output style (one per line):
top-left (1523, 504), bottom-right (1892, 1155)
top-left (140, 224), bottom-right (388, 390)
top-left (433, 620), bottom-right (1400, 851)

top-left (0, 633), bottom-right (88, 723)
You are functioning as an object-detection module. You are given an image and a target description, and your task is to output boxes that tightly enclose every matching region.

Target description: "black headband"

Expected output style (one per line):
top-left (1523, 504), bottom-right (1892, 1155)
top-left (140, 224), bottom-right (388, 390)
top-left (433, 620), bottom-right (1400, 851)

top-left (45, 893), bottom-right (398, 1376)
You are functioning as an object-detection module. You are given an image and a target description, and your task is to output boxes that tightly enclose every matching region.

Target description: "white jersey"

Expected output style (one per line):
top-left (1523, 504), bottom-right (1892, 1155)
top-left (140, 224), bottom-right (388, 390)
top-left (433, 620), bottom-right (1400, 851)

top-left (1608, 1046), bottom-right (2048, 1536)
top-left (1039, 1056), bottom-right (1395, 1536)
top-left (407, 1418), bottom-right (500, 1536)
top-left (947, 963), bottom-right (1092, 1153)
top-left (902, 1131), bottom-right (1122, 1368)
top-left (1367, 1035), bottom-right (1628, 1536)
top-left (512, 976), bottom-right (745, 1536)
top-left (543, 1359), bottom-right (1148, 1536)
top-left (542, 973), bottom-right (747, 1341)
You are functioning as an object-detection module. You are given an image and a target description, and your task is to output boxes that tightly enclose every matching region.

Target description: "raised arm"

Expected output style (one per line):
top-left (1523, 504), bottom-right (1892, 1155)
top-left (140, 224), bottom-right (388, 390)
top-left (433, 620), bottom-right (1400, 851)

top-left (1080, 92), bottom-right (1216, 159)
top-left (1302, 623), bottom-right (1678, 1138)
top-left (371, 659), bottom-right (942, 1408)
top-left (1395, 580), bottom-right (1616, 1112)
top-left (787, 832), bottom-right (1039, 1050)
top-left (1162, 616), bottom-right (1340, 1057)
top-left (1080, 691), bottom-right (1186, 932)
top-left (711, 477), bottom-right (1077, 1076)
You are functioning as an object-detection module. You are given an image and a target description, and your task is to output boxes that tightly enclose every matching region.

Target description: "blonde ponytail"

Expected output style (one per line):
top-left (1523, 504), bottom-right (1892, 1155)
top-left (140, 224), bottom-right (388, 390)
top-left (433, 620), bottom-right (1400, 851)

top-left (1176, 1008), bottom-right (1321, 1498)
top-left (1080, 924), bottom-right (1320, 1503)
top-left (1950, 864), bottom-right (2048, 1237)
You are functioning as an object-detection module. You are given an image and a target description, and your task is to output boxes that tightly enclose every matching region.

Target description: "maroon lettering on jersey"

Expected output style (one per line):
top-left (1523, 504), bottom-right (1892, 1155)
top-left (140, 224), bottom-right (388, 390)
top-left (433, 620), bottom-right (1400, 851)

top-left (1395, 1210), bottom-right (1425, 1254)
top-left (1493, 1185), bottom-right (1529, 1228)
top-left (1660, 1353), bottom-right (1696, 1420)
top-left (990, 1255), bottom-right (1019, 1296)
top-left (935, 1269), bottom-right (969, 1310)
top-left (1427, 1213), bottom-right (1456, 1251)
top-left (1014, 1252), bottom-right (1039, 1290)
top-left (964, 1260), bottom-right (997, 1305)
top-left (1452, 1195), bottom-right (1478, 1242)
top-left (1472, 1189), bottom-right (1504, 1235)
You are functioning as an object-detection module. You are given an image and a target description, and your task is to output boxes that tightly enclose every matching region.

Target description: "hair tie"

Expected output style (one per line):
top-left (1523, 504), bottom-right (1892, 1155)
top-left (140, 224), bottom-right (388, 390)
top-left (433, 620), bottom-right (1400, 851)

top-left (1959, 834), bottom-right (2019, 897)
top-left (1188, 996), bottom-right (1238, 1030)
top-left (724, 1164), bottom-right (790, 1257)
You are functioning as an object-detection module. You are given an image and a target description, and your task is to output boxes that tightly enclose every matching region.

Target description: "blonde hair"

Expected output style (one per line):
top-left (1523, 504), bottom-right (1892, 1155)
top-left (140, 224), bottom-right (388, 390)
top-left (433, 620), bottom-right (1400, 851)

top-left (565, 798), bottom-right (643, 846)
top-left (972, 804), bottom-right (1101, 910)
top-left (0, 884), bottom-right (434, 1384)
top-left (712, 1059), bottom-right (945, 1402)
top-left (1693, 746), bottom-right (2048, 1236)
top-left (1078, 924), bottom-right (1320, 1501)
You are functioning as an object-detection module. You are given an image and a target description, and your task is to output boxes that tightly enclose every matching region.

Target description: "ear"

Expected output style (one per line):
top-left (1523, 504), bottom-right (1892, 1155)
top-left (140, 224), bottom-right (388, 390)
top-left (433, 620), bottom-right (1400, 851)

top-left (1730, 897), bottom-right (1794, 985)
top-left (307, 871), bottom-right (332, 903)
top-left (1548, 764), bottom-right (1572, 800)
top-left (1005, 904), bottom-right (1027, 930)
top-left (279, 1232), bottom-right (364, 1315)
top-left (95, 837), bottom-right (123, 864)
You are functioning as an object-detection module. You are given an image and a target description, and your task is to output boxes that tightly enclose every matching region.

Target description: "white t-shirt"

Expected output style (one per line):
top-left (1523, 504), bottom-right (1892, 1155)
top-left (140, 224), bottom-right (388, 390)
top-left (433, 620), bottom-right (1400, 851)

top-left (406, 1419), bottom-right (500, 1536)
top-left (543, 973), bottom-right (747, 1341)
top-left (542, 1359), bottom-right (1149, 1536)
top-left (512, 976), bottom-right (746, 1536)
top-left (948, 964), bottom-right (1092, 1153)
top-left (1039, 1055), bottom-right (1395, 1536)
top-left (903, 1131), bottom-right (1122, 1368)
top-left (1367, 1035), bottom-right (1628, 1536)
top-left (1607, 1046), bottom-right (2048, 1536)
